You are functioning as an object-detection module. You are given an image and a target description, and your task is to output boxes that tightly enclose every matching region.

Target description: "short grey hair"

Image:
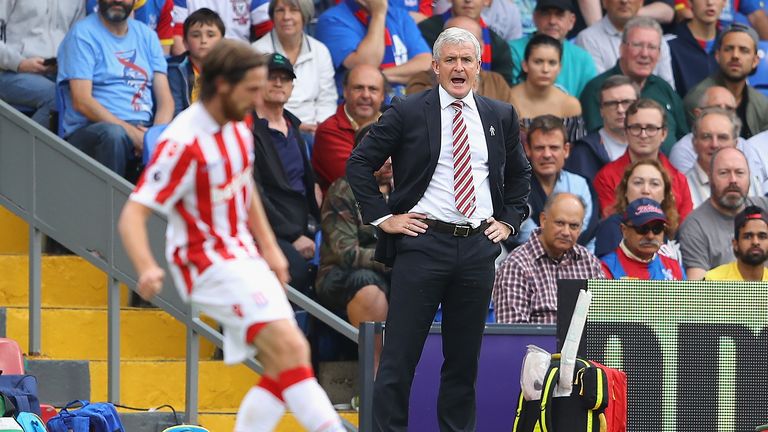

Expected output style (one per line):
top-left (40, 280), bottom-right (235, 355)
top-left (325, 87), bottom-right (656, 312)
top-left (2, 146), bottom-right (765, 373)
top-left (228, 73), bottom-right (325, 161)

top-left (621, 16), bottom-right (663, 44)
top-left (692, 106), bottom-right (742, 141)
top-left (268, 0), bottom-right (314, 28)
top-left (432, 27), bottom-right (482, 63)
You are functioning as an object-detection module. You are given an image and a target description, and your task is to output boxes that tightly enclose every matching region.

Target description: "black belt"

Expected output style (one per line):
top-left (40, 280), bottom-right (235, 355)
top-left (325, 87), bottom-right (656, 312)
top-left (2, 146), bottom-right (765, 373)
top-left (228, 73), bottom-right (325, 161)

top-left (423, 219), bottom-right (489, 237)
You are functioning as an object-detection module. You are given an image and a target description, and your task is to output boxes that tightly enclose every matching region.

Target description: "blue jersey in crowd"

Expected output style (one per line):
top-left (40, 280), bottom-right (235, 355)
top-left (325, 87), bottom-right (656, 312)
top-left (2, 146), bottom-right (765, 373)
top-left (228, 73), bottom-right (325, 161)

top-left (57, 14), bottom-right (167, 137)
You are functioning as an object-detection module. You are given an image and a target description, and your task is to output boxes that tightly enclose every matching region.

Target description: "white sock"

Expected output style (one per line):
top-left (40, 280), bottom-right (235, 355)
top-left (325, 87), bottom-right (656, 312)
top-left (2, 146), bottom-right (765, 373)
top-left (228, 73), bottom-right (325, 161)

top-left (234, 382), bottom-right (285, 432)
top-left (279, 367), bottom-right (345, 432)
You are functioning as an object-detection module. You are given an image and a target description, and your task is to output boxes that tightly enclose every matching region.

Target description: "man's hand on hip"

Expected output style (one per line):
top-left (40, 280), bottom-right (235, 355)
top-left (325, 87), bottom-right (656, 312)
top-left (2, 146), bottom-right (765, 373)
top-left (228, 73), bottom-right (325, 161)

top-left (484, 217), bottom-right (511, 243)
top-left (380, 213), bottom-right (428, 237)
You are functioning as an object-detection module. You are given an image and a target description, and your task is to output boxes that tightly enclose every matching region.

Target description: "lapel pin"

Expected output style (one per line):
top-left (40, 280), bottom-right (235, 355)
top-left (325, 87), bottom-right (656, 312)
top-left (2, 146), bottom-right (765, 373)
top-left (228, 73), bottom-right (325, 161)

top-left (489, 126), bottom-right (495, 136)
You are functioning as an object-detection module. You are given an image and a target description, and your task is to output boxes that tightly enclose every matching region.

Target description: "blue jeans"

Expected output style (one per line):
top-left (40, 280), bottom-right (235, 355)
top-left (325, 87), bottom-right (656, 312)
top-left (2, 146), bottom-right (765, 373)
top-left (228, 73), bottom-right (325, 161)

top-left (67, 122), bottom-right (139, 179)
top-left (0, 71), bottom-right (55, 128)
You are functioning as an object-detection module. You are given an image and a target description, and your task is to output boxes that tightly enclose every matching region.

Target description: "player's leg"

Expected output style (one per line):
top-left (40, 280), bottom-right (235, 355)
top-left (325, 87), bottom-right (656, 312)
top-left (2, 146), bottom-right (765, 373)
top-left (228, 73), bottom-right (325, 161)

top-left (233, 323), bottom-right (285, 432)
top-left (253, 319), bottom-right (345, 432)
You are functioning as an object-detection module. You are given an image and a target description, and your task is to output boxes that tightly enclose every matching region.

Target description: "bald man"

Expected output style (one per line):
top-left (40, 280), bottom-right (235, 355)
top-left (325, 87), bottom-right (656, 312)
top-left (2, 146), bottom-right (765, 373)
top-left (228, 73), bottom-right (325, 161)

top-left (493, 193), bottom-right (605, 324)
top-left (406, 16), bottom-right (514, 103)
top-left (670, 86), bottom-right (763, 177)
top-left (680, 147), bottom-right (768, 279)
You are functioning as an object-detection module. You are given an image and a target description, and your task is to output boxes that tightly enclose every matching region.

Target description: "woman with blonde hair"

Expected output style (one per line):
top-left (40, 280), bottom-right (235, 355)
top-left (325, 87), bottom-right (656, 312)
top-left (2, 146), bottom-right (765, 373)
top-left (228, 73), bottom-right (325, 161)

top-left (594, 158), bottom-right (681, 259)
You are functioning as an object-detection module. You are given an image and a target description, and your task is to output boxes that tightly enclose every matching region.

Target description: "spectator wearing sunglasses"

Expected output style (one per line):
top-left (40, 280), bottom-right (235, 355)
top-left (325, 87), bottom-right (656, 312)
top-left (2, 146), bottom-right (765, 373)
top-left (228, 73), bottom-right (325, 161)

top-left (601, 197), bottom-right (686, 280)
top-left (594, 99), bottom-right (693, 222)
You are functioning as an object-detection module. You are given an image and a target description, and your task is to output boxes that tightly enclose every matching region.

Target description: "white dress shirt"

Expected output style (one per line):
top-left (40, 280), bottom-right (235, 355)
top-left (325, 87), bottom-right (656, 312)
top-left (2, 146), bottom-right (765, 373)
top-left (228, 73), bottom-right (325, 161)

top-left (410, 86), bottom-right (493, 228)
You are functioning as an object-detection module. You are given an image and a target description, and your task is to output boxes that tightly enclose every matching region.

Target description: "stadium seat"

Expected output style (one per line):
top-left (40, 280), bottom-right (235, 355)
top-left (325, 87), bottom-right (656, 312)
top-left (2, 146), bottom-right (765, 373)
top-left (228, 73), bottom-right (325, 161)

top-left (0, 338), bottom-right (57, 422)
top-left (0, 338), bottom-right (24, 375)
top-left (142, 124), bottom-right (169, 164)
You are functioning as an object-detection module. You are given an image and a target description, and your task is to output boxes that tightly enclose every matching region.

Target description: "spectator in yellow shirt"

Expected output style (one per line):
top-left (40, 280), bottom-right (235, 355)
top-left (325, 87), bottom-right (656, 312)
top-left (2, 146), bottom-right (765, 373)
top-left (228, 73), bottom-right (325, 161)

top-left (705, 205), bottom-right (768, 281)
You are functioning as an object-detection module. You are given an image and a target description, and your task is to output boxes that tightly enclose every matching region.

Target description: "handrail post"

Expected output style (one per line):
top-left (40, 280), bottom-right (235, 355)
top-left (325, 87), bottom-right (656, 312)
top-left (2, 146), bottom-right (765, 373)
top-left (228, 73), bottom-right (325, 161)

top-left (107, 276), bottom-right (121, 403)
top-left (358, 321), bottom-right (382, 432)
top-left (28, 226), bottom-right (42, 355)
top-left (185, 305), bottom-right (200, 425)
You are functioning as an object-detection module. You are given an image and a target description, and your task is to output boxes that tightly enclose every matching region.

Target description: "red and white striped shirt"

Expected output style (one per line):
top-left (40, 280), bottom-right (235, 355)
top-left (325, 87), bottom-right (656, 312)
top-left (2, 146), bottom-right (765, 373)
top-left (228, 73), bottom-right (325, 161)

top-left (130, 103), bottom-right (259, 296)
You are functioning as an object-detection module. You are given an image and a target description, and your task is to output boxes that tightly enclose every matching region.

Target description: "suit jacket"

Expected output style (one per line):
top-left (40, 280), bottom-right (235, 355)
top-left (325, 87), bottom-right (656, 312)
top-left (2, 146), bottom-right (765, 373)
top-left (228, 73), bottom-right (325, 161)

top-left (346, 88), bottom-right (531, 265)
top-left (252, 109), bottom-right (321, 242)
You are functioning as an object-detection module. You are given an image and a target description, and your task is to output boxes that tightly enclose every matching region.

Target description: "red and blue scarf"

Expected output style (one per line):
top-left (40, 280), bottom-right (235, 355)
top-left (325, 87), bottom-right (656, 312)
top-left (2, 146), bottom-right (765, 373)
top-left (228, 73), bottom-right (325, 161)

top-left (349, 1), bottom-right (398, 69)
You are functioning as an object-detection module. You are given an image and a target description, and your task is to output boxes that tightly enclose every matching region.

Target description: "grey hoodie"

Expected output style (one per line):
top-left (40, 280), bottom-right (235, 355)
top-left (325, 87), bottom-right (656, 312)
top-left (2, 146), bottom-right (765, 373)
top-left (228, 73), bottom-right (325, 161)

top-left (0, 0), bottom-right (85, 72)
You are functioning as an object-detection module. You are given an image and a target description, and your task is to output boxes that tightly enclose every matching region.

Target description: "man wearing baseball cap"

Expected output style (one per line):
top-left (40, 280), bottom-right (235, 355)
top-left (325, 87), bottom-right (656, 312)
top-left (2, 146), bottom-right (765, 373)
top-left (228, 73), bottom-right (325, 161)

top-left (252, 52), bottom-right (321, 296)
top-left (705, 205), bottom-right (768, 281)
top-left (601, 197), bottom-right (686, 280)
top-left (683, 24), bottom-right (768, 140)
top-left (508, 0), bottom-right (597, 97)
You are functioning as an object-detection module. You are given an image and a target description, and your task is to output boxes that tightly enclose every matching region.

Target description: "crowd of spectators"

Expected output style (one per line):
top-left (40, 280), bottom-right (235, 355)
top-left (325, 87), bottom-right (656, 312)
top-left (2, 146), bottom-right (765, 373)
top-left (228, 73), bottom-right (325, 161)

top-left (3, 0), bottom-right (768, 327)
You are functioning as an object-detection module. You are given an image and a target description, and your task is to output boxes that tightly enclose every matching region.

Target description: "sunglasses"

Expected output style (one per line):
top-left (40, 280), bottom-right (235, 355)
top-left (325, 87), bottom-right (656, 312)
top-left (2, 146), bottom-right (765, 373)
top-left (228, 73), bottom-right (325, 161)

top-left (627, 224), bottom-right (666, 235)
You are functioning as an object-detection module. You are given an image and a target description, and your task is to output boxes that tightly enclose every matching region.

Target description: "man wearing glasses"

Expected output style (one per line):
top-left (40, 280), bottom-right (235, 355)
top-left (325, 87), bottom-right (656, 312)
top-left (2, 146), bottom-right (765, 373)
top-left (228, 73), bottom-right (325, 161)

top-left (600, 197), bottom-right (686, 280)
top-left (566, 75), bottom-right (639, 181)
top-left (594, 98), bottom-right (694, 221)
top-left (579, 16), bottom-right (689, 155)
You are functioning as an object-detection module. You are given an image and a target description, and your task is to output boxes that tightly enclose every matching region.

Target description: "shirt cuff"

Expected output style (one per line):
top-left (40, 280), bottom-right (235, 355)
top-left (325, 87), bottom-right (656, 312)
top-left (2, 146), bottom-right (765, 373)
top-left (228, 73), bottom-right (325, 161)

top-left (371, 214), bottom-right (393, 226)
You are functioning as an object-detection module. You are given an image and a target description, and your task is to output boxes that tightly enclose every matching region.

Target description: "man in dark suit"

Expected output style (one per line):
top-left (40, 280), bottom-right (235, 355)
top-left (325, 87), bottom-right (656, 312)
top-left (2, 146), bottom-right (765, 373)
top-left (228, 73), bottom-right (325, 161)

top-left (346, 27), bottom-right (531, 432)
top-left (252, 53), bottom-right (321, 295)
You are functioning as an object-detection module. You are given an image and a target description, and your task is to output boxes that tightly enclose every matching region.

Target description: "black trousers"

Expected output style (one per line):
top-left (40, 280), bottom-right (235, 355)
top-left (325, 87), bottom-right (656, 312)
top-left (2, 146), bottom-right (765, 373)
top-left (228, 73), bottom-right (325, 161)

top-left (277, 238), bottom-right (312, 296)
top-left (373, 228), bottom-right (500, 432)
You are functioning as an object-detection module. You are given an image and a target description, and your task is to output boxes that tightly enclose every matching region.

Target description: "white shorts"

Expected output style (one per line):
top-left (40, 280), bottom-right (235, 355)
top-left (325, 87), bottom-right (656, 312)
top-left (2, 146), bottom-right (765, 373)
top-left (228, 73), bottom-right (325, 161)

top-left (190, 258), bottom-right (295, 364)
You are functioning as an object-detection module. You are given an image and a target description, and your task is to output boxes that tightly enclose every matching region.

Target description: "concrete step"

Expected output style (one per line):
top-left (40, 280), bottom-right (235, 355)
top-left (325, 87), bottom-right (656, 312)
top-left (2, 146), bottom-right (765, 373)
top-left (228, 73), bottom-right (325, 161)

top-left (5, 307), bottom-right (217, 360)
top-left (318, 361), bottom-right (357, 405)
top-left (0, 255), bottom-right (130, 307)
top-left (90, 360), bottom-right (256, 411)
top-left (0, 207), bottom-right (27, 254)
top-left (26, 360), bottom-right (91, 407)
top-left (197, 411), bottom-right (360, 431)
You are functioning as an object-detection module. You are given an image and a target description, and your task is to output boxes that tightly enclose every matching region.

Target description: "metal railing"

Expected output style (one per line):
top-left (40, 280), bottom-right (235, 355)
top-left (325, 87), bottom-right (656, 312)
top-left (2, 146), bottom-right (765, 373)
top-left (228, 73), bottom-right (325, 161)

top-left (0, 100), bottom-right (358, 429)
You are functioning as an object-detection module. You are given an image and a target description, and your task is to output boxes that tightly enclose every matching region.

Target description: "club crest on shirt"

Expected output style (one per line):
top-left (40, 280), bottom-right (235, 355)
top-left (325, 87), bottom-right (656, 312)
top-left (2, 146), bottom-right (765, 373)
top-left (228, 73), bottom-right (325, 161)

top-left (231, 0), bottom-right (249, 24)
top-left (114, 49), bottom-right (150, 112)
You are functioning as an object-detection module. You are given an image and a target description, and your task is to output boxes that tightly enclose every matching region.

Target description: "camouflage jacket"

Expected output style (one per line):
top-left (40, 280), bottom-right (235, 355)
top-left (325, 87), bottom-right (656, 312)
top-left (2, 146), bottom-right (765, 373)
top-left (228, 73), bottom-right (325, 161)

top-left (316, 177), bottom-right (388, 285)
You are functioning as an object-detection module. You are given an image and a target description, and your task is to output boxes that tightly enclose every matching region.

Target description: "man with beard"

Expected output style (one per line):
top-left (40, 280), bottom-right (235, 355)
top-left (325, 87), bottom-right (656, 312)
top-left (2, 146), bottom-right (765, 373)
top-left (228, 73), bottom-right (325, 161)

top-left (118, 40), bottom-right (345, 432)
top-left (494, 193), bottom-right (604, 323)
top-left (683, 24), bottom-right (768, 140)
top-left (679, 147), bottom-right (768, 279)
top-left (705, 205), bottom-right (768, 281)
top-left (57, 0), bottom-right (174, 181)
top-left (601, 197), bottom-right (685, 280)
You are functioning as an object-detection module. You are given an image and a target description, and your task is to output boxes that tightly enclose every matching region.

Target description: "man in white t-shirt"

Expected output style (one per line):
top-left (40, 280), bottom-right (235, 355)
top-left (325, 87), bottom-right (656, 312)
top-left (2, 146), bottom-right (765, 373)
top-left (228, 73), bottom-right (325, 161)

top-left (118, 40), bottom-right (344, 432)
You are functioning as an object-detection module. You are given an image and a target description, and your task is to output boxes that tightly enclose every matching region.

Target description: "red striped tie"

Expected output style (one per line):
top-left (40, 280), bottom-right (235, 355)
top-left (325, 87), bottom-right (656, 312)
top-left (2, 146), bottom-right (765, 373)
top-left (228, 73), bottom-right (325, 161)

top-left (450, 101), bottom-right (477, 218)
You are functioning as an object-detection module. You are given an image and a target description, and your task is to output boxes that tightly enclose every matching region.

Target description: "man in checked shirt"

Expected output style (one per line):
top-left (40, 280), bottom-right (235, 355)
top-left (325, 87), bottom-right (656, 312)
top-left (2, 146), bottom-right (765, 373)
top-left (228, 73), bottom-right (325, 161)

top-left (493, 192), bottom-right (605, 323)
